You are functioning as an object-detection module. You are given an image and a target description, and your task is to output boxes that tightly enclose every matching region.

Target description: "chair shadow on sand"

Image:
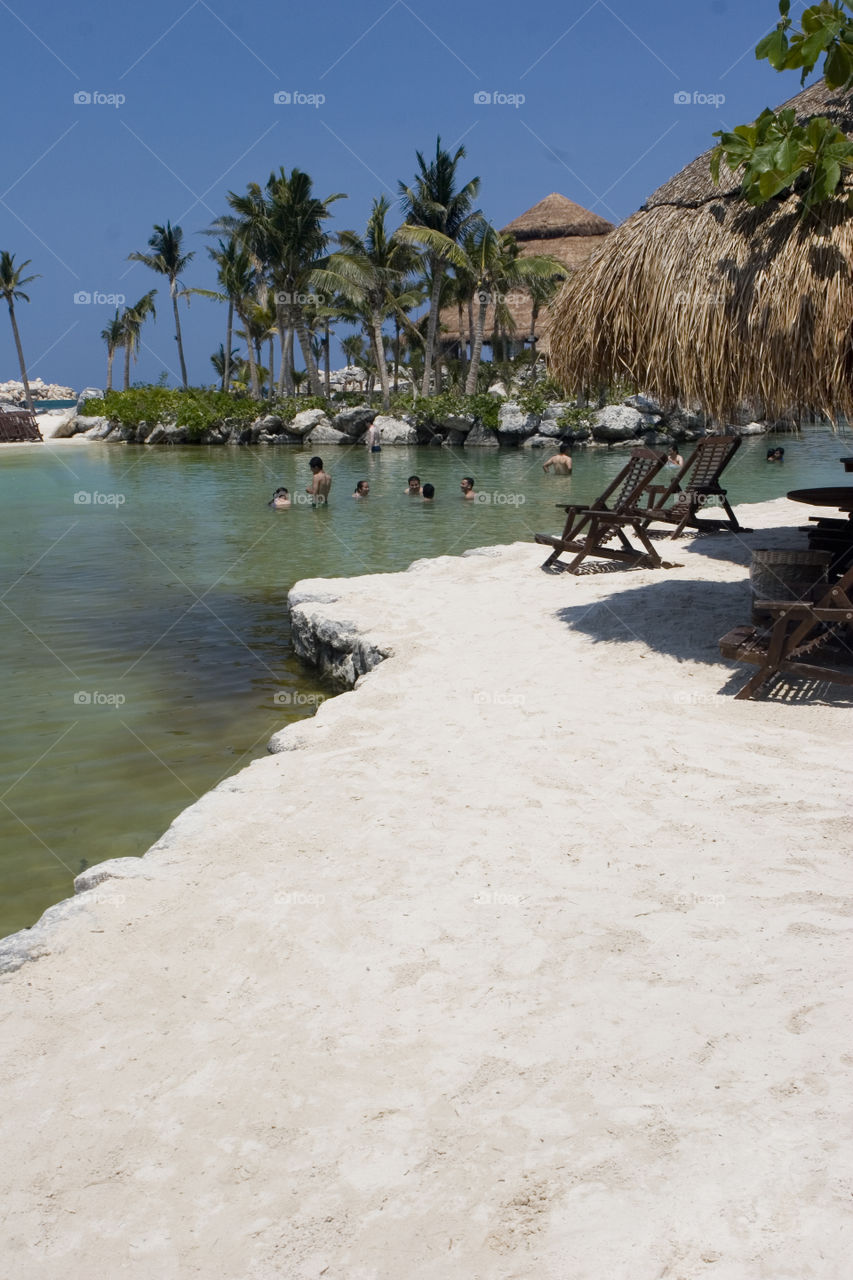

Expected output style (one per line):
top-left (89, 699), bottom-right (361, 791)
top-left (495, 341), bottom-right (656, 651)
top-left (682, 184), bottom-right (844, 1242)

top-left (556, 575), bottom-right (853, 706)
top-left (647, 522), bottom-right (807, 567)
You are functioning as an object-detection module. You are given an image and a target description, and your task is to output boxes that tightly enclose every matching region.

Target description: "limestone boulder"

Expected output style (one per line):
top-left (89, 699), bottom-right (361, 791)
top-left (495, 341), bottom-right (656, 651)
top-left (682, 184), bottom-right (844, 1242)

top-left (36, 409), bottom-right (78, 439)
top-left (305, 423), bottom-right (349, 446)
top-left (78, 416), bottom-right (113, 440)
top-left (624, 392), bottom-right (664, 415)
top-left (76, 387), bottom-right (104, 410)
top-left (254, 414), bottom-right (284, 434)
top-left (365, 415), bottom-right (418, 445)
top-left (498, 401), bottom-right (540, 437)
top-left (465, 422), bottom-right (499, 448)
top-left (591, 405), bottom-right (650, 444)
top-left (290, 408), bottom-right (331, 437)
top-left (332, 406), bottom-right (376, 438)
top-left (734, 420), bottom-right (769, 436)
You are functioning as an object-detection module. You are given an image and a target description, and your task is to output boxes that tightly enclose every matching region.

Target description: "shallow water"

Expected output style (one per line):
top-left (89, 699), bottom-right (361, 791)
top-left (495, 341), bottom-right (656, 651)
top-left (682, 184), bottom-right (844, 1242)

top-left (0, 428), bottom-right (849, 935)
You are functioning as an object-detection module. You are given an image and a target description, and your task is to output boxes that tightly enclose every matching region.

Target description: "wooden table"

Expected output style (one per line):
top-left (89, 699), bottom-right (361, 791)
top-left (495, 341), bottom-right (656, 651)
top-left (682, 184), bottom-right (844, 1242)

top-left (788, 486), bottom-right (853, 573)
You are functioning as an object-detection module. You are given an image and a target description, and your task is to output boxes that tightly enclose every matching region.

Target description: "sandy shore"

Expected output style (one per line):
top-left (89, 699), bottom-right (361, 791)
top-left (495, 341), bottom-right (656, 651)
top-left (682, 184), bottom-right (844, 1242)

top-left (1, 498), bottom-right (851, 1278)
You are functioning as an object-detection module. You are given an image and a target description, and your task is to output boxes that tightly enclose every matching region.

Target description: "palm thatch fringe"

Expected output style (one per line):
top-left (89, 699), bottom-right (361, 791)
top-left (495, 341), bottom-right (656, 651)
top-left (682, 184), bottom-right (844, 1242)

top-left (549, 80), bottom-right (853, 422)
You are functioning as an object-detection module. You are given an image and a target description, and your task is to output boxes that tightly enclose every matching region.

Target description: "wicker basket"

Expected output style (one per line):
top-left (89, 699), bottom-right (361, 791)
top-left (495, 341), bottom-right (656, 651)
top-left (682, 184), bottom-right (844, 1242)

top-left (750, 549), bottom-right (832, 624)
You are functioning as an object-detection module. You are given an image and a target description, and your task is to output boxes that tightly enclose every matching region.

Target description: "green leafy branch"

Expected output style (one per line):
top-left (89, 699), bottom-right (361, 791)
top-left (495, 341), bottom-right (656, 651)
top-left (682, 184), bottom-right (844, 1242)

top-left (710, 0), bottom-right (853, 216)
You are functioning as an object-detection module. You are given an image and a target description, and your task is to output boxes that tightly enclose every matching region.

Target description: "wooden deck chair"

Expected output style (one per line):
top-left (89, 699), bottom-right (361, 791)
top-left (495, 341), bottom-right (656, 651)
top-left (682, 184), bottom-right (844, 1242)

top-left (0, 408), bottom-right (43, 442)
top-left (641, 435), bottom-right (745, 537)
top-left (535, 448), bottom-right (673, 573)
top-left (719, 563), bottom-right (853, 699)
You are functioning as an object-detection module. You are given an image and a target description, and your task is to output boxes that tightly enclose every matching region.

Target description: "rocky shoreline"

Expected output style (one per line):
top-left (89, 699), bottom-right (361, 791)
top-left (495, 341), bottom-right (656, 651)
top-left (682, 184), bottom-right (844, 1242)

top-left (54, 394), bottom-right (777, 449)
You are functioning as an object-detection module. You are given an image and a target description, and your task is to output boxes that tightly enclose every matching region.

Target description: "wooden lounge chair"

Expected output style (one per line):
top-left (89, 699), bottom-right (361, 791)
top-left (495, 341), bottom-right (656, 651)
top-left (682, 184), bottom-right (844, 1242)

top-left (535, 447), bottom-right (674, 573)
top-left (0, 408), bottom-right (42, 442)
top-left (641, 435), bottom-right (746, 537)
top-left (719, 563), bottom-right (853, 699)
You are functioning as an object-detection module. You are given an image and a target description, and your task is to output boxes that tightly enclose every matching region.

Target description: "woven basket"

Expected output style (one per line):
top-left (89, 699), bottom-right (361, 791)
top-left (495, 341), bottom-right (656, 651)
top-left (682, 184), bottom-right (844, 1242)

top-left (750, 549), bottom-right (832, 624)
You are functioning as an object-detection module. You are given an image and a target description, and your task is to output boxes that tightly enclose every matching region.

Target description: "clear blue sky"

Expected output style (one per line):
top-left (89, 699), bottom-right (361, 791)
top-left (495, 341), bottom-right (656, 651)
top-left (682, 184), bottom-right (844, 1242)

top-left (0, 0), bottom-right (804, 390)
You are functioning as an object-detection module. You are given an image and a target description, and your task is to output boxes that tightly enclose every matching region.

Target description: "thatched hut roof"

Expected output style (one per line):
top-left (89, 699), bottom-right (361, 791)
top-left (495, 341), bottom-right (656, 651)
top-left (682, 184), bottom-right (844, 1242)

top-left (549, 79), bottom-right (853, 420)
top-left (440, 194), bottom-right (614, 348)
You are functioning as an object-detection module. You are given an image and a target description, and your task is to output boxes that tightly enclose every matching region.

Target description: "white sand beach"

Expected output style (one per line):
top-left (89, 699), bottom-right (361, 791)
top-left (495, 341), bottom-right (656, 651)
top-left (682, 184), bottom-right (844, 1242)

top-left (1, 497), bottom-right (851, 1278)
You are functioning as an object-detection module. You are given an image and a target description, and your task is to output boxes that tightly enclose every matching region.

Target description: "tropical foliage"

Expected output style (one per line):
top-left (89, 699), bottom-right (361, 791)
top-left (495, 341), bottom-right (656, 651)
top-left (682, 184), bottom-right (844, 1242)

top-left (712, 0), bottom-right (853, 216)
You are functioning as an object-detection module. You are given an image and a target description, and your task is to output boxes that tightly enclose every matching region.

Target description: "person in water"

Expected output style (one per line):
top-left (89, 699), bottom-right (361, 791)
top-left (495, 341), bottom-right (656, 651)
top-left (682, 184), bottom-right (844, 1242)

top-left (460, 476), bottom-right (476, 500)
top-left (543, 443), bottom-right (572, 474)
top-left (766, 446), bottom-right (785, 462)
top-left (366, 421), bottom-right (382, 452)
top-left (268, 487), bottom-right (291, 508)
top-left (306, 457), bottom-right (332, 505)
top-left (422, 483), bottom-right (435, 502)
top-left (353, 480), bottom-right (370, 498)
top-left (405, 475), bottom-right (421, 495)
top-left (666, 445), bottom-right (684, 467)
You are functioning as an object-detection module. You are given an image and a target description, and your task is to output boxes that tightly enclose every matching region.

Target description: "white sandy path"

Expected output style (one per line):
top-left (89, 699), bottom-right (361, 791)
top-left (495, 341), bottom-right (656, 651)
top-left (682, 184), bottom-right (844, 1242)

top-left (1, 498), bottom-right (852, 1279)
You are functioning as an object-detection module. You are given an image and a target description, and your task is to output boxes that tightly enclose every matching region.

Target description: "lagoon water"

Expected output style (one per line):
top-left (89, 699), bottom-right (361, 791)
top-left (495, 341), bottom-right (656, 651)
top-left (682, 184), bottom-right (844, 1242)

top-left (0, 430), bottom-right (849, 936)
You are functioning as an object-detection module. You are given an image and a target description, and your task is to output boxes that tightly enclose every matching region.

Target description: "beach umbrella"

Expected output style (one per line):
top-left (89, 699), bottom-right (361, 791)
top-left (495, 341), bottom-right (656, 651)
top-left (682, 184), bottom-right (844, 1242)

top-left (549, 80), bottom-right (853, 423)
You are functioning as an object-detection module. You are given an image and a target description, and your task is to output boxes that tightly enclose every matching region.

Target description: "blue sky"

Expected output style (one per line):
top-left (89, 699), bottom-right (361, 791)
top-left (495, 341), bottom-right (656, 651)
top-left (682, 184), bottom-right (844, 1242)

top-left (0, 0), bottom-right (803, 390)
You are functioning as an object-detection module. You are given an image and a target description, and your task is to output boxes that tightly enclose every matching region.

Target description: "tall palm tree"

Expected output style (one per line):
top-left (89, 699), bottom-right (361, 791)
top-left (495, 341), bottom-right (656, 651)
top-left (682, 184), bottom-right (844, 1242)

top-left (204, 238), bottom-right (246, 391)
top-left (0, 251), bottom-right (39, 411)
top-left (128, 222), bottom-right (194, 388)
top-left (119, 290), bottom-right (157, 391)
top-left (213, 169), bottom-right (345, 397)
top-left (397, 138), bottom-right (481, 396)
top-left (463, 226), bottom-right (565, 394)
top-left (325, 196), bottom-right (423, 410)
top-left (100, 310), bottom-right (125, 392)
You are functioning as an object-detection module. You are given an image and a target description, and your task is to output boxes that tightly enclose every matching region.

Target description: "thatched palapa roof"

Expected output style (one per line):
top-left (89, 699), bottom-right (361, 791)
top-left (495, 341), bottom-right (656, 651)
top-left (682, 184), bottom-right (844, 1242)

top-left (440, 194), bottom-right (614, 348)
top-left (549, 80), bottom-right (853, 421)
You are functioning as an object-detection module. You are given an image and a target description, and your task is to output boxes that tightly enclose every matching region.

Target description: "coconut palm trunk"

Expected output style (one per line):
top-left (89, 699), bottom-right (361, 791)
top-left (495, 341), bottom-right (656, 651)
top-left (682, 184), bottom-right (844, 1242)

top-left (465, 296), bottom-right (489, 394)
top-left (323, 320), bottom-right (331, 398)
top-left (224, 299), bottom-right (234, 390)
top-left (370, 313), bottom-right (391, 411)
top-left (294, 309), bottom-right (323, 395)
top-left (268, 336), bottom-right (275, 399)
top-left (106, 349), bottom-right (115, 392)
top-left (6, 301), bottom-right (34, 410)
top-left (123, 341), bottom-right (132, 391)
top-left (171, 286), bottom-right (188, 388)
top-left (420, 257), bottom-right (444, 396)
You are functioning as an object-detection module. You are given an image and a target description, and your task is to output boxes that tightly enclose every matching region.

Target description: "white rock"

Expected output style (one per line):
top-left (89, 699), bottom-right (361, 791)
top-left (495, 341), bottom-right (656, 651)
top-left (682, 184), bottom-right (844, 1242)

top-left (290, 408), bottom-right (331, 437)
top-left (498, 401), bottom-right (540, 437)
top-left (305, 423), bottom-right (348, 445)
top-left (366, 415), bottom-right (418, 445)
top-left (591, 405), bottom-right (647, 443)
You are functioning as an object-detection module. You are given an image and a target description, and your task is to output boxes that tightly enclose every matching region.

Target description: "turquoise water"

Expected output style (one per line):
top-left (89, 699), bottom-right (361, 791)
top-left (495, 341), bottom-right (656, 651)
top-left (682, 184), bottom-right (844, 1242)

top-left (0, 429), bottom-right (849, 936)
top-left (32, 400), bottom-right (78, 410)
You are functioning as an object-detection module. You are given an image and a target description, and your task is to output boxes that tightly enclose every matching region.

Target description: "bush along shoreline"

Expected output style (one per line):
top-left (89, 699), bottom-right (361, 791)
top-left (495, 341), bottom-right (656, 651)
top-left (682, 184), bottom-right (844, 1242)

top-left (66, 385), bottom-right (776, 450)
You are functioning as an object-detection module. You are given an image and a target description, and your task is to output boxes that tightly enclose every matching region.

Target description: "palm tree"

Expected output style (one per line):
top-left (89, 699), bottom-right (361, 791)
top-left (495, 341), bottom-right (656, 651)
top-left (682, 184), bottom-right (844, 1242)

top-left (210, 343), bottom-right (240, 386)
top-left (119, 290), bottom-right (157, 390)
top-left (100, 310), bottom-right (125, 392)
top-left (397, 138), bottom-right (481, 396)
top-left (213, 169), bottom-right (345, 397)
top-left (204, 238), bottom-right (248, 391)
top-left (463, 227), bottom-right (565, 394)
top-left (128, 222), bottom-right (194, 388)
top-left (325, 196), bottom-right (423, 410)
top-left (0, 251), bottom-right (39, 410)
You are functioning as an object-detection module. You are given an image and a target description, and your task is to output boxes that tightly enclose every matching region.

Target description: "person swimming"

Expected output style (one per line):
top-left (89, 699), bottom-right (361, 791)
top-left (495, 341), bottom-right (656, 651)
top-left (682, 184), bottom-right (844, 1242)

top-left (268, 487), bottom-right (291, 509)
top-left (422, 483), bottom-right (435, 502)
top-left (306, 457), bottom-right (332, 505)
top-left (353, 480), bottom-right (370, 498)
top-left (405, 475), bottom-right (421, 495)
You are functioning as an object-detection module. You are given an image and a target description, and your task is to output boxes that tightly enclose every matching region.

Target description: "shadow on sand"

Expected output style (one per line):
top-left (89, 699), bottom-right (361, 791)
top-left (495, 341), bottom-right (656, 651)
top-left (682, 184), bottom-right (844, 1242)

top-left (556, 575), bottom-right (853, 706)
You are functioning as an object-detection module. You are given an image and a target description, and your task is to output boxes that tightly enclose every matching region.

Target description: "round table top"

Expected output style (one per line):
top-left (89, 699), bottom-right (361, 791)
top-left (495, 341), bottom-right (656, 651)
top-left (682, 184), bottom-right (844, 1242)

top-left (788, 486), bottom-right (853, 511)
